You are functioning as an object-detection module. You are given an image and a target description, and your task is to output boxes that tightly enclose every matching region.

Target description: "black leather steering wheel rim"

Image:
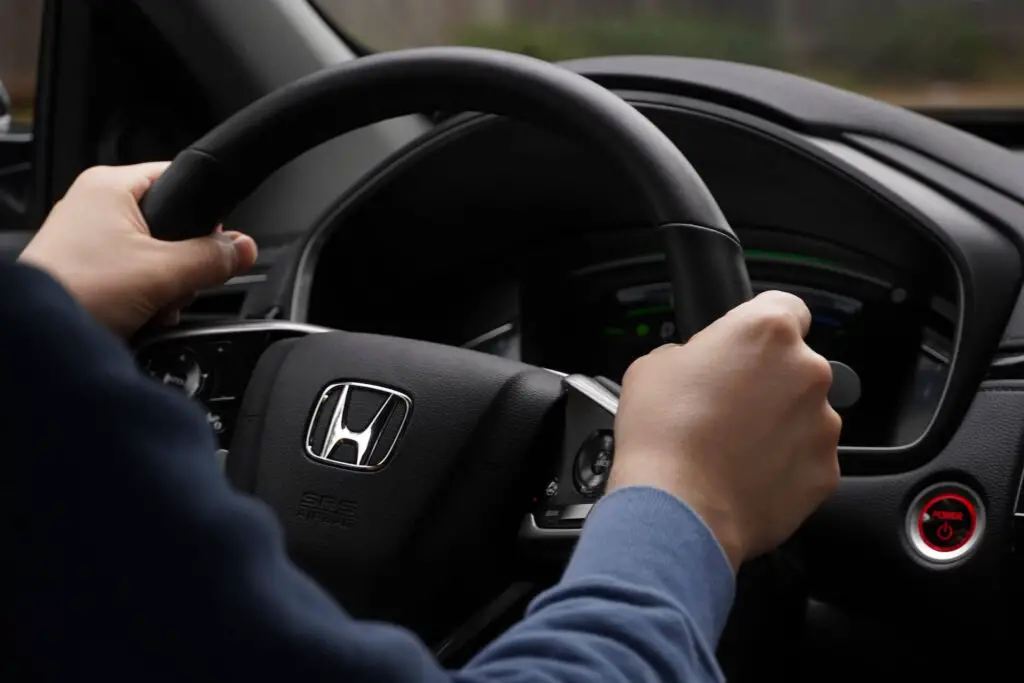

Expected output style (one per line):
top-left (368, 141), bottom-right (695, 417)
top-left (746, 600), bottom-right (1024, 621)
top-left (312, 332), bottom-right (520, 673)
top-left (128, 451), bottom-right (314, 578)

top-left (140, 46), bottom-right (752, 338)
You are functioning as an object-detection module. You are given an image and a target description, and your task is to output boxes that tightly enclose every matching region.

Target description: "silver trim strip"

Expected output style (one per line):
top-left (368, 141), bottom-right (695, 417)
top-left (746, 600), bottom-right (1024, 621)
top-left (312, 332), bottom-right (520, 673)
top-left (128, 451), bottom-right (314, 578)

top-left (564, 374), bottom-right (619, 415)
top-left (462, 323), bottom-right (514, 351)
top-left (519, 513), bottom-right (582, 540)
top-left (990, 353), bottom-right (1024, 368)
top-left (134, 321), bottom-right (330, 352)
top-left (0, 131), bottom-right (32, 144)
top-left (921, 344), bottom-right (951, 365)
top-left (561, 504), bottom-right (595, 522)
top-left (225, 274), bottom-right (269, 287)
top-left (1014, 464), bottom-right (1024, 518)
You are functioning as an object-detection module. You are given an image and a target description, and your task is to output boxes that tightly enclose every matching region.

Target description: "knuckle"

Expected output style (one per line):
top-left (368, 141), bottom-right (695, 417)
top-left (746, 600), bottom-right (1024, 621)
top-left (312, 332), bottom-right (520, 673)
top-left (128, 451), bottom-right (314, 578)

top-left (622, 355), bottom-right (648, 386)
top-left (74, 165), bottom-right (114, 189)
top-left (750, 308), bottom-right (798, 342)
top-left (623, 345), bottom-right (676, 386)
top-left (756, 290), bottom-right (809, 321)
top-left (805, 352), bottom-right (834, 391)
top-left (756, 289), bottom-right (803, 309)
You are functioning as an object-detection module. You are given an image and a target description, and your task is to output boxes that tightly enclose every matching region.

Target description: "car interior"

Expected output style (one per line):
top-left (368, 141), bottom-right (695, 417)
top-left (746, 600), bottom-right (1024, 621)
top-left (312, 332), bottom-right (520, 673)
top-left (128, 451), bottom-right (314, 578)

top-left (1, 1), bottom-right (1022, 680)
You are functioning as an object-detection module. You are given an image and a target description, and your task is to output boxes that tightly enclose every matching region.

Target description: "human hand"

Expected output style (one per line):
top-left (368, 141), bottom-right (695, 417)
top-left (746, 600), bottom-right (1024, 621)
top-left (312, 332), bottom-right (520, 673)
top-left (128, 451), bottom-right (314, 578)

top-left (19, 163), bottom-right (257, 337)
top-left (609, 291), bottom-right (841, 571)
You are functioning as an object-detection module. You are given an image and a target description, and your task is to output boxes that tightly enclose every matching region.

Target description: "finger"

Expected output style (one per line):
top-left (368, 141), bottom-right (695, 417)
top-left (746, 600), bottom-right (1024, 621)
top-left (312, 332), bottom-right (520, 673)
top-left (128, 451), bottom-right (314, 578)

top-left (159, 232), bottom-right (258, 299)
top-left (76, 163), bottom-right (172, 200)
top-left (649, 342), bottom-right (683, 356)
top-left (69, 162), bottom-right (171, 202)
top-left (752, 290), bottom-right (812, 338)
top-left (222, 231), bottom-right (258, 275)
top-left (123, 162), bottom-right (173, 201)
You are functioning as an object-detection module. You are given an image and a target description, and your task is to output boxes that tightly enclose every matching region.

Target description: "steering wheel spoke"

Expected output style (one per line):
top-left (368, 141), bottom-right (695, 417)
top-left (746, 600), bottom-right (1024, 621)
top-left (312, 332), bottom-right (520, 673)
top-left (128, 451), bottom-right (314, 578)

top-left (134, 321), bottom-right (329, 451)
top-left (520, 375), bottom-right (618, 543)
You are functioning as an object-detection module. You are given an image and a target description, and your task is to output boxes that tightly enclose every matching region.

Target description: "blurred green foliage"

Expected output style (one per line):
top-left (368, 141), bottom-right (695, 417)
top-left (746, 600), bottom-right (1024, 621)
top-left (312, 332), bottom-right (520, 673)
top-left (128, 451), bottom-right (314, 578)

top-left (456, 6), bottom-right (1020, 86)
top-left (815, 7), bottom-right (1009, 83)
top-left (458, 15), bottom-right (786, 68)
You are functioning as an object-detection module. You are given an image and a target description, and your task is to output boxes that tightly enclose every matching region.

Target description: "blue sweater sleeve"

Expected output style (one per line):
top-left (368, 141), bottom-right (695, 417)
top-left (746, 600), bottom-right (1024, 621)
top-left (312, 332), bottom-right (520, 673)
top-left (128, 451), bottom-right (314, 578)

top-left (3, 263), bottom-right (733, 682)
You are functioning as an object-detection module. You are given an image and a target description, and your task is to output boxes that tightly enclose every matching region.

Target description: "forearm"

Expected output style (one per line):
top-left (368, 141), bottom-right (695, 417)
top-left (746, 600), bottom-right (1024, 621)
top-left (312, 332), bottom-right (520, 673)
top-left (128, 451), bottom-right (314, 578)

top-left (460, 488), bottom-right (733, 683)
top-left (4, 263), bottom-right (733, 682)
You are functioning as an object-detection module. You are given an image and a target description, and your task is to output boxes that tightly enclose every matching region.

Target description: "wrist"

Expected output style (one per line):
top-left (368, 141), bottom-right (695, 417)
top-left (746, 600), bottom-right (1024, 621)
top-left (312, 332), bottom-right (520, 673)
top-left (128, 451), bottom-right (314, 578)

top-left (609, 462), bottom-right (746, 572)
top-left (677, 491), bottom-right (745, 572)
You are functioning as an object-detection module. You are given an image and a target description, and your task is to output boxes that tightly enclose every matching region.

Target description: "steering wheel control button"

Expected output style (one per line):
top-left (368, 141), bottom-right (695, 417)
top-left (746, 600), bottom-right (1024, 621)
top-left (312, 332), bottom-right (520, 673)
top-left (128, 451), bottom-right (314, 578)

top-left (561, 504), bottom-right (595, 523)
top-left (145, 346), bottom-right (206, 398)
top-left (573, 430), bottom-right (614, 497)
top-left (906, 483), bottom-right (985, 564)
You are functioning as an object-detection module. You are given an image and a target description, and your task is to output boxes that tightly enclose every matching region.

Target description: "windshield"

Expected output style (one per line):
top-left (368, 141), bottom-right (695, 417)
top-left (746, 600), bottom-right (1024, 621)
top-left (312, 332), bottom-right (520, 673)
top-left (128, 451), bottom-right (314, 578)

top-left (313, 0), bottom-right (1023, 109)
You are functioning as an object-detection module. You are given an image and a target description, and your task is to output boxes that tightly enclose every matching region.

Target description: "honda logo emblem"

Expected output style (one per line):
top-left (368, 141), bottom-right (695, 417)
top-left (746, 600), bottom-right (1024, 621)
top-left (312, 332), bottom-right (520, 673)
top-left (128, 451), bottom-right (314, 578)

top-left (305, 382), bottom-right (411, 470)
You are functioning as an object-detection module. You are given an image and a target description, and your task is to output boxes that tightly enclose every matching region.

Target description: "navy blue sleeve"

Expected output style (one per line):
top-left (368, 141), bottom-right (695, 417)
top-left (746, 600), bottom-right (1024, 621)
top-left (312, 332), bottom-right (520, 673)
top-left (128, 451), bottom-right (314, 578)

top-left (3, 263), bottom-right (733, 682)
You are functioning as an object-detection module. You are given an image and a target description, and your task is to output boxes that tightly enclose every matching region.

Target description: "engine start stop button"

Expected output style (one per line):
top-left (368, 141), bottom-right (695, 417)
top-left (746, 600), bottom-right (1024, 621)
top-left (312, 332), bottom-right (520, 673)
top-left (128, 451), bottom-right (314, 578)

top-left (920, 494), bottom-right (974, 551)
top-left (906, 483), bottom-right (984, 564)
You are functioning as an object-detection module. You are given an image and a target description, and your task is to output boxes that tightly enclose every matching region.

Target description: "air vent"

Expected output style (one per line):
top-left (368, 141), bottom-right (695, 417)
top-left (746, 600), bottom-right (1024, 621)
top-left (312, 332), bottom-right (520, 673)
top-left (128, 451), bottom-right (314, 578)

top-left (180, 290), bottom-right (246, 323)
top-left (179, 271), bottom-right (268, 323)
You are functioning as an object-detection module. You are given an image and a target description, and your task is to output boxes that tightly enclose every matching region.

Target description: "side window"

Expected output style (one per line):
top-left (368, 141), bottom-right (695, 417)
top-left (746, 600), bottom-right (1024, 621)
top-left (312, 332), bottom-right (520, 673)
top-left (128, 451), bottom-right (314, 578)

top-left (0, 0), bottom-right (45, 232)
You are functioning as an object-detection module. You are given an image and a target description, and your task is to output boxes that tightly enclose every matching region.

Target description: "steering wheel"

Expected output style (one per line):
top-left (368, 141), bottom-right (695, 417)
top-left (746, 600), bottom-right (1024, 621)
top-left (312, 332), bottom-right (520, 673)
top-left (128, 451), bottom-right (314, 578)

top-left (138, 47), bottom-right (755, 643)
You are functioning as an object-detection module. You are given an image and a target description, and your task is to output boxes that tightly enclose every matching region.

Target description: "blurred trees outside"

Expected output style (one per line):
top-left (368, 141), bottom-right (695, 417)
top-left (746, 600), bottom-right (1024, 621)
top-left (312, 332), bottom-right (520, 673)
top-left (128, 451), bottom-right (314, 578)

top-left (320, 0), bottom-right (1024, 106)
top-left (2, 0), bottom-right (1022, 115)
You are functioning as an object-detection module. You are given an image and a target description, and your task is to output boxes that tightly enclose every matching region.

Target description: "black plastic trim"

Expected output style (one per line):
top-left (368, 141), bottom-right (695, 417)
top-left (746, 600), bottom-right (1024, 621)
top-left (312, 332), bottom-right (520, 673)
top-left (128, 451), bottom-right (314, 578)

top-left (839, 135), bottom-right (1024, 350)
top-left (560, 56), bottom-right (1024, 206)
top-left (288, 114), bottom-right (492, 320)
top-left (802, 381), bottom-right (1024, 625)
top-left (804, 139), bottom-right (1019, 473)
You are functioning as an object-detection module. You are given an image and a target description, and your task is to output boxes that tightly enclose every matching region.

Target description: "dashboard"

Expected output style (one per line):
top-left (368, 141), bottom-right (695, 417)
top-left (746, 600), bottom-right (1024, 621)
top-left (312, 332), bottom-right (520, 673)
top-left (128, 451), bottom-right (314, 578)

top-left (472, 246), bottom-right (955, 449)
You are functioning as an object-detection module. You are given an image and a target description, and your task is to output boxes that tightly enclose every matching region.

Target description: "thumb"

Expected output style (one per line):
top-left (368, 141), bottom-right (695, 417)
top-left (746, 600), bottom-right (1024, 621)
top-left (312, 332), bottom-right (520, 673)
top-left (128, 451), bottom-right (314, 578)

top-left (159, 231), bottom-right (258, 296)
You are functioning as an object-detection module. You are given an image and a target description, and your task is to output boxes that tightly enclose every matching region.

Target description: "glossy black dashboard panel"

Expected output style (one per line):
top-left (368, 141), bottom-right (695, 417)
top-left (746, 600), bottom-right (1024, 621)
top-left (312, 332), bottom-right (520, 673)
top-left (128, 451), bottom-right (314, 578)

top-left (522, 237), bottom-right (954, 448)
